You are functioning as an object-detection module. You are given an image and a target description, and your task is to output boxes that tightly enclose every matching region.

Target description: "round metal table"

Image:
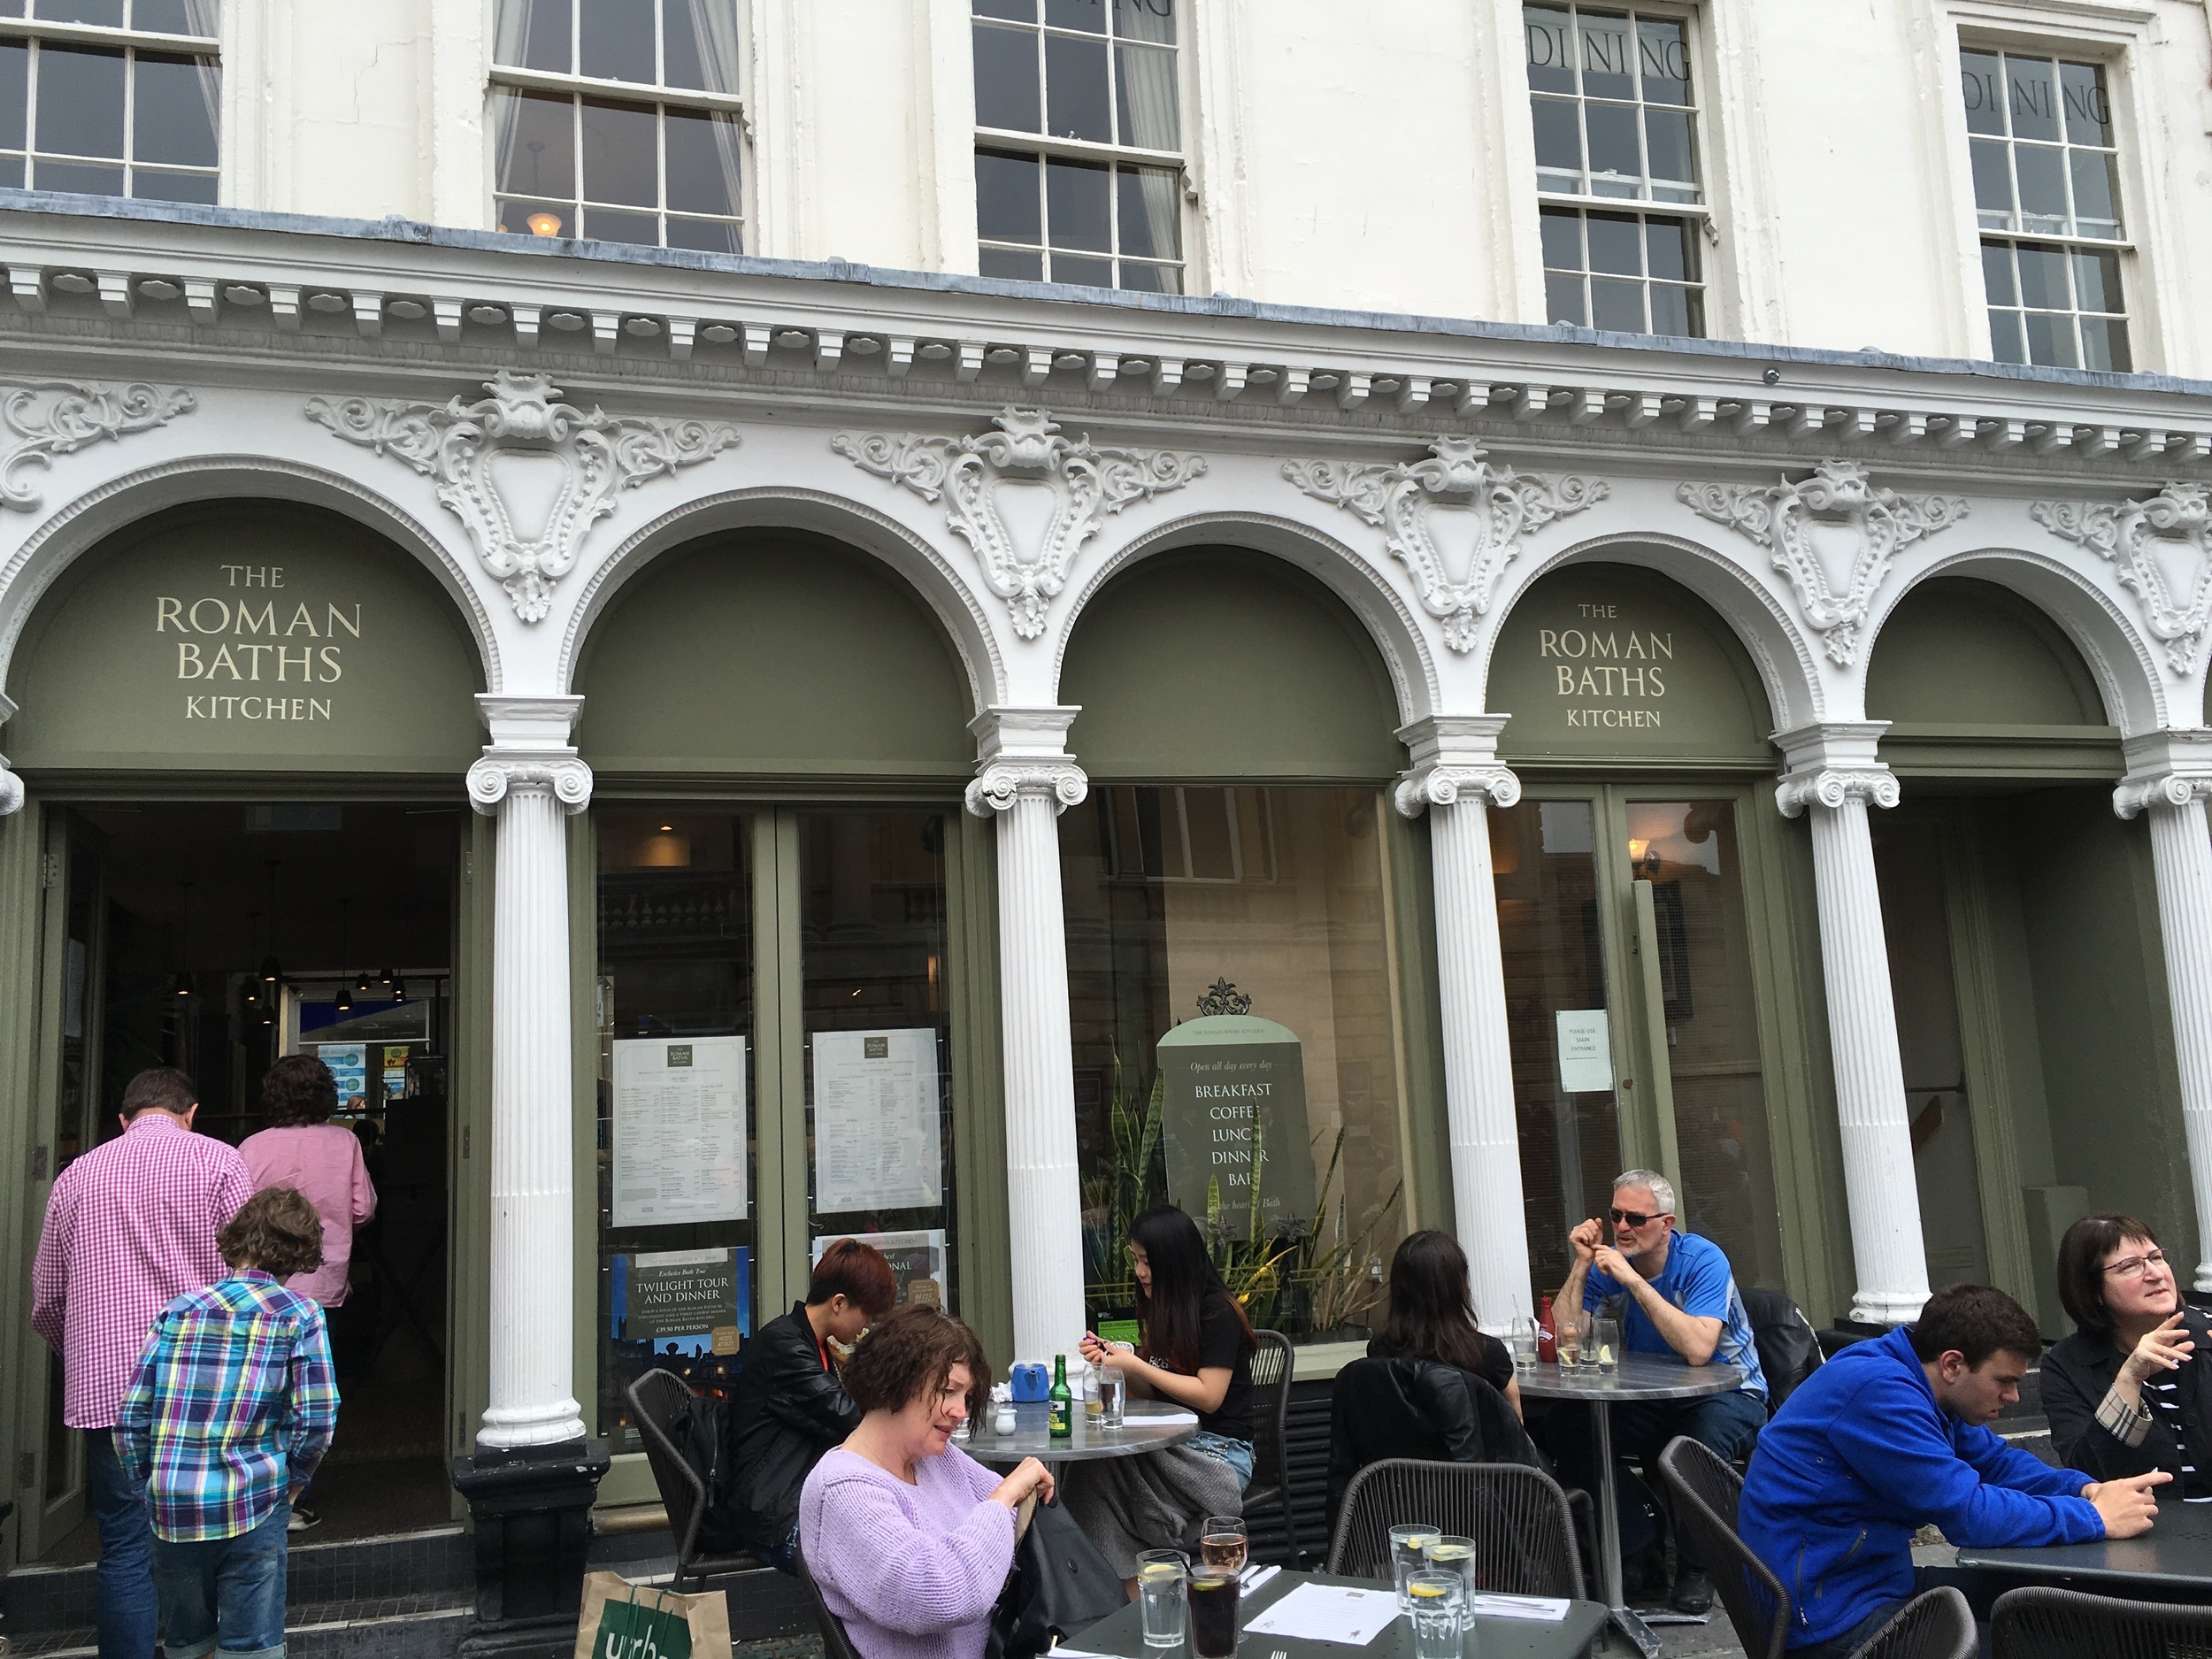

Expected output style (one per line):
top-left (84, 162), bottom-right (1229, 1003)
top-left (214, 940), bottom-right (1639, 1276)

top-left (958, 1398), bottom-right (1199, 1463)
top-left (1519, 1354), bottom-right (1747, 1659)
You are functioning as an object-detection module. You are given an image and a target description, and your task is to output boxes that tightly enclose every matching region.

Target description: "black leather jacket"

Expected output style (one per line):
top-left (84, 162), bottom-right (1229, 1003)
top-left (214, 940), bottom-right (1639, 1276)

top-left (2043, 1308), bottom-right (2212, 1493)
top-left (1326, 1356), bottom-right (1540, 1527)
top-left (726, 1302), bottom-right (863, 1544)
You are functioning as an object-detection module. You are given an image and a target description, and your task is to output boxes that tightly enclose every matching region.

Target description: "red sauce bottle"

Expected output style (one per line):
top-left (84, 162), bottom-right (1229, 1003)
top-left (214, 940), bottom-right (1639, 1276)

top-left (1537, 1294), bottom-right (1558, 1363)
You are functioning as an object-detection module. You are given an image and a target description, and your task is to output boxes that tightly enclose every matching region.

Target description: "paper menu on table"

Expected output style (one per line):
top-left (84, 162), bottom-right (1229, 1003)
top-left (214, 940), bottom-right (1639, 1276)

top-left (611, 1035), bottom-right (747, 1227)
top-left (1240, 1583), bottom-right (1402, 1645)
top-left (812, 1027), bottom-right (942, 1212)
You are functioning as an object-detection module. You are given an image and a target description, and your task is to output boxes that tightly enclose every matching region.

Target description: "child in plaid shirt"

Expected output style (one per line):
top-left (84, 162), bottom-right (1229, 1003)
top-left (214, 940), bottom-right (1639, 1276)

top-left (117, 1186), bottom-right (339, 1659)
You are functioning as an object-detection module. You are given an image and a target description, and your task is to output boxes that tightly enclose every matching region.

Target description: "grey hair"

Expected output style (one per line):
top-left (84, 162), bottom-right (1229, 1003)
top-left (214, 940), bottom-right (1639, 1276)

top-left (1614, 1170), bottom-right (1676, 1216)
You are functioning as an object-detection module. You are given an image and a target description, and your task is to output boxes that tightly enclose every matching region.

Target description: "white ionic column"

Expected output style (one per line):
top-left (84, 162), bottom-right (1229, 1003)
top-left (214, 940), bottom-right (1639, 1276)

top-left (1395, 716), bottom-right (1531, 1332)
top-left (1, 692), bottom-right (23, 815)
top-left (1775, 722), bottom-right (1928, 1325)
top-left (2116, 733), bottom-right (2212, 1291)
top-left (966, 707), bottom-right (1088, 1365)
top-left (466, 695), bottom-right (591, 1450)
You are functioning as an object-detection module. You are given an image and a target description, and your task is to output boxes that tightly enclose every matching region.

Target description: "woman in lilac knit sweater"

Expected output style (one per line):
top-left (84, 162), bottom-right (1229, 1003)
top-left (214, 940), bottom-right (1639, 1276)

top-left (801, 1305), bottom-right (1054, 1659)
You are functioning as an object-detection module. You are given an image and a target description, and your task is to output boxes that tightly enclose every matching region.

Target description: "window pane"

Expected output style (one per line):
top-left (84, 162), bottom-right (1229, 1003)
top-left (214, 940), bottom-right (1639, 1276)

top-left (36, 45), bottom-right (126, 160)
top-left (1584, 100), bottom-right (1640, 194)
top-left (1545, 270), bottom-right (1586, 326)
top-left (38, 0), bottom-right (121, 23)
top-left (130, 164), bottom-right (215, 204)
top-left (580, 97), bottom-right (657, 206)
top-left (1052, 252), bottom-right (1110, 287)
top-left (496, 0), bottom-right (572, 73)
top-left (1979, 241), bottom-right (2016, 307)
top-left (2070, 148), bottom-right (2120, 237)
top-left (1590, 274), bottom-right (1644, 331)
top-left (1531, 96), bottom-right (1582, 180)
top-left (1118, 258), bottom-right (1179, 293)
top-left (2012, 143), bottom-right (2066, 233)
top-left (972, 22), bottom-right (1041, 132)
top-left (1644, 107), bottom-right (1693, 191)
top-left (1969, 136), bottom-right (2013, 227)
top-left (496, 196), bottom-right (569, 235)
top-left (1114, 42), bottom-right (1177, 150)
top-left (0, 156), bottom-right (19, 188)
top-left (1987, 309), bottom-right (2026, 363)
top-left (1637, 17), bottom-right (1690, 104)
top-left (664, 104), bottom-right (737, 216)
top-left (493, 88), bottom-right (575, 199)
top-left (1645, 215), bottom-right (1690, 281)
top-left (1539, 204), bottom-right (1582, 269)
top-left (1043, 29), bottom-right (1109, 141)
top-left (134, 53), bottom-right (217, 169)
top-left (34, 158), bottom-right (122, 194)
top-left (978, 244), bottom-right (1043, 280)
top-left (1117, 163), bottom-right (1179, 261)
top-left (2015, 242), bottom-right (2070, 309)
top-left (1649, 280), bottom-right (1692, 336)
top-left (1044, 153), bottom-right (1110, 250)
top-left (580, 0), bottom-right (656, 85)
top-left (1576, 11), bottom-right (1634, 101)
top-left (131, 0), bottom-right (205, 33)
top-left (1046, 0), bottom-right (1104, 29)
top-left (2070, 246), bottom-right (2122, 314)
top-left (2060, 60), bottom-right (2110, 146)
top-left (1586, 210), bottom-right (1641, 274)
top-left (2005, 55), bottom-right (2060, 142)
top-left (974, 148), bottom-right (1041, 243)
top-left (1959, 49), bottom-right (2004, 135)
top-left (1112, 0), bottom-right (1173, 46)
top-left (0, 42), bottom-right (25, 150)
top-left (972, 0), bottom-right (1034, 19)
top-left (664, 215), bottom-right (740, 253)
top-left (662, 2), bottom-right (705, 91)
top-left (1525, 5), bottom-right (1575, 95)
top-left (2079, 314), bottom-right (2130, 373)
top-left (582, 204), bottom-right (658, 245)
top-left (2023, 310), bottom-right (2078, 368)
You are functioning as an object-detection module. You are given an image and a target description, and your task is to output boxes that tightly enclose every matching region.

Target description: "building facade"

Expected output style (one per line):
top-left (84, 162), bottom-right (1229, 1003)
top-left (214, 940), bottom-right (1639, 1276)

top-left (0, 0), bottom-right (2208, 1562)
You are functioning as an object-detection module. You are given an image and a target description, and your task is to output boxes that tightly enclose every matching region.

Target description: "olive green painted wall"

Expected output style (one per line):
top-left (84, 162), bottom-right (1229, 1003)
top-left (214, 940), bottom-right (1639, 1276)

top-left (573, 532), bottom-right (974, 779)
top-left (4, 503), bottom-right (484, 775)
top-left (1060, 548), bottom-right (1402, 781)
top-left (0, 800), bottom-right (46, 1563)
top-left (1868, 578), bottom-right (2108, 726)
top-left (1489, 564), bottom-right (1774, 767)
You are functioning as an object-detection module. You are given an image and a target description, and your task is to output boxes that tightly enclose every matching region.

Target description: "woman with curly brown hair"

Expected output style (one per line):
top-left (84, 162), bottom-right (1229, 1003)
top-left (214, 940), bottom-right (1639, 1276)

top-left (799, 1304), bottom-right (1052, 1659)
top-left (240, 1056), bottom-right (377, 1317)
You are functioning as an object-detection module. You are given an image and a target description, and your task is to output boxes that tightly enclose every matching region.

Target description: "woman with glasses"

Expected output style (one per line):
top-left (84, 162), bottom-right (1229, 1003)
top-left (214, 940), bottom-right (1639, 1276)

top-left (2043, 1213), bottom-right (2212, 1501)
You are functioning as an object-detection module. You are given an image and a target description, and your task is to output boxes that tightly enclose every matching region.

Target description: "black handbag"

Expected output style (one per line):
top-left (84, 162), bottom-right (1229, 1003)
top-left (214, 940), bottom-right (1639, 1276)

top-left (987, 1494), bottom-right (1128, 1659)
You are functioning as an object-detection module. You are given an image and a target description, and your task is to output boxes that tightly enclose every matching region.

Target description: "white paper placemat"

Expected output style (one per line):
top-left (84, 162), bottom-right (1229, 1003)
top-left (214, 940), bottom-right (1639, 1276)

top-left (1242, 1582), bottom-right (1402, 1646)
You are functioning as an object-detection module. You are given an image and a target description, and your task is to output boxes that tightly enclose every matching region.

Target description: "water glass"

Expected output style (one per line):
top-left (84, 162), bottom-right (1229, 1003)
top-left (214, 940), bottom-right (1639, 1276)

top-left (1592, 1316), bottom-right (1621, 1373)
top-left (1201, 1515), bottom-right (1248, 1575)
top-left (1099, 1368), bottom-right (1126, 1427)
top-left (1425, 1533), bottom-right (1477, 1598)
top-left (1555, 1310), bottom-right (1586, 1371)
top-left (1407, 1570), bottom-right (1466, 1659)
top-left (1389, 1523), bottom-right (1440, 1612)
top-left (1137, 1550), bottom-right (1188, 1649)
top-left (1506, 1315), bottom-right (1538, 1374)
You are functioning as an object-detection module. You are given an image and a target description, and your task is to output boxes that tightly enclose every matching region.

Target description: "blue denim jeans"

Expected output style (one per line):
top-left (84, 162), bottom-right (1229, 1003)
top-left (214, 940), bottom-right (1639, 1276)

top-left (88, 1428), bottom-right (158, 1659)
top-left (1189, 1431), bottom-right (1255, 1487)
top-left (150, 1500), bottom-right (290, 1659)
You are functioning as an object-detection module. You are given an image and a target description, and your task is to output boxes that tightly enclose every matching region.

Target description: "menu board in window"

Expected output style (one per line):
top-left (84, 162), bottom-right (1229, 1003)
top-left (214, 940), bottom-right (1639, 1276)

top-left (812, 1028), bottom-right (942, 1213)
top-left (611, 1035), bottom-right (748, 1228)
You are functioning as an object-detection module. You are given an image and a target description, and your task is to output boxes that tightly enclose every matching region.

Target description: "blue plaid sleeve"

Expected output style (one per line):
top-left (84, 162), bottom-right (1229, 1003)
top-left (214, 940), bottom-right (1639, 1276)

top-left (284, 1303), bottom-right (340, 1488)
top-left (113, 1310), bottom-right (170, 1484)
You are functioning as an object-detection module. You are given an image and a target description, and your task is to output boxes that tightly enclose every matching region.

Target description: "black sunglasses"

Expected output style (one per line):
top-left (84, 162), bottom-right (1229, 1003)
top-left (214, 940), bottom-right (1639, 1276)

top-left (1609, 1207), bottom-right (1671, 1228)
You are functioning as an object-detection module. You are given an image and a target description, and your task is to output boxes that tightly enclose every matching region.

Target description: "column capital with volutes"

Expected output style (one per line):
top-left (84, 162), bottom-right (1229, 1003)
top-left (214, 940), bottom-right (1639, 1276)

top-left (0, 692), bottom-right (21, 816)
top-left (2115, 729), bottom-right (2212, 820)
top-left (468, 692), bottom-right (591, 817)
top-left (1393, 712), bottom-right (1520, 818)
top-left (965, 704), bottom-right (1088, 818)
top-left (1772, 720), bottom-right (1900, 819)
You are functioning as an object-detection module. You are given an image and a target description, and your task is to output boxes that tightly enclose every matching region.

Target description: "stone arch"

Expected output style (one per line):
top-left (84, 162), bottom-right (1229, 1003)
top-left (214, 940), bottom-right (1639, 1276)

top-left (1052, 512), bottom-right (1440, 726)
top-left (558, 488), bottom-right (1002, 714)
top-left (0, 455), bottom-right (501, 698)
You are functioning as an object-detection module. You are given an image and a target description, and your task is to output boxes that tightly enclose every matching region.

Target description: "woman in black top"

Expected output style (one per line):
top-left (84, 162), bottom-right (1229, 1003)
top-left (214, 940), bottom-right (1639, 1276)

top-left (2041, 1211), bottom-right (2210, 1502)
top-left (1367, 1228), bottom-right (1524, 1419)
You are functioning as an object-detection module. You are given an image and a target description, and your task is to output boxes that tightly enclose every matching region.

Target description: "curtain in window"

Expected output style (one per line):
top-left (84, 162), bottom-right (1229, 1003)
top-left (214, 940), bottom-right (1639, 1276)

top-left (491, 0), bottom-right (536, 181)
top-left (181, 0), bottom-right (221, 162)
top-left (1117, 35), bottom-right (1178, 263)
top-left (685, 0), bottom-right (744, 227)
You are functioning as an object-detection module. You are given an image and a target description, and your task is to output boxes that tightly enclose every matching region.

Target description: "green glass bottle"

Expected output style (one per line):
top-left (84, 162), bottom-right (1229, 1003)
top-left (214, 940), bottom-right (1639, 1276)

top-left (1048, 1353), bottom-right (1073, 1440)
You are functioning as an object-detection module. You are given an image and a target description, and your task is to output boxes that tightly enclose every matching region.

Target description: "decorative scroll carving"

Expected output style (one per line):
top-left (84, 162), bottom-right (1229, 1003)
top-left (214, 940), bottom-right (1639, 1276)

top-left (308, 372), bottom-right (738, 622)
top-left (0, 757), bottom-right (21, 816)
top-left (1775, 766), bottom-right (1901, 818)
top-left (2032, 484), bottom-right (2212, 677)
top-left (465, 751), bottom-right (594, 814)
top-left (1194, 979), bottom-right (1253, 1017)
top-left (964, 757), bottom-right (1089, 817)
top-left (2115, 771), bottom-right (2212, 820)
top-left (833, 408), bottom-right (1204, 640)
top-left (1393, 762), bottom-right (1522, 818)
top-left (1679, 460), bottom-right (1968, 667)
top-left (1, 379), bottom-right (196, 511)
top-left (1284, 437), bottom-right (1605, 653)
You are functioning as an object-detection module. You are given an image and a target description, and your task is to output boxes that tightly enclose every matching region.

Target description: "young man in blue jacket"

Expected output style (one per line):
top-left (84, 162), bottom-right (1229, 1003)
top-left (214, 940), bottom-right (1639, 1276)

top-left (1739, 1283), bottom-right (2167, 1657)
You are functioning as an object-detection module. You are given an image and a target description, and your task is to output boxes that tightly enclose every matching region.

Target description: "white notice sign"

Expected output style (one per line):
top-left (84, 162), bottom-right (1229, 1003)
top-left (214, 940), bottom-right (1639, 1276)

top-left (612, 1036), bottom-right (748, 1228)
top-left (1555, 1009), bottom-right (1615, 1094)
top-left (813, 1028), bottom-right (942, 1213)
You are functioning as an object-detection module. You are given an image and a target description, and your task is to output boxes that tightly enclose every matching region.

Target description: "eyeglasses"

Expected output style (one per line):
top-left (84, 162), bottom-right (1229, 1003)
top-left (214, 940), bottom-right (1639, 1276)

top-left (2103, 1249), bottom-right (2170, 1279)
top-left (1609, 1207), bottom-right (1672, 1229)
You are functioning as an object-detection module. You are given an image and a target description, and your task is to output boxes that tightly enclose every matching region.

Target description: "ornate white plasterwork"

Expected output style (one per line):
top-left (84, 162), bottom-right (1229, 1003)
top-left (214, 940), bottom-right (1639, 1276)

top-left (0, 756), bottom-right (21, 815)
top-left (306, 371), bottom-right (739, 623)
top-left (1775, 766), bottom-right (1901, 818)
top-left (964, 757), bottom-right (1089, 817)
top-left (1393, 761), bottom-right (1522, 818)
top-left (1678, 460), bottom-right (1968, 668)
top-left (1282, 437), bottom-right (1606, 653)
top-left (1, 380), bottom-right (196, 512)
top-left (465, 750), bottom-right (594, 814)
top-left (2031, 484), bottom-right (2212, 678)
top-left (831, 408), bottom-right (1205, 641)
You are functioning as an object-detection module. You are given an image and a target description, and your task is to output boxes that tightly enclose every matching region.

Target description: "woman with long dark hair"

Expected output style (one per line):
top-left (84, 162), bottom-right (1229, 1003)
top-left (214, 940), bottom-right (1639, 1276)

top-left (1369, 1228), bottom-right (1523, 1418)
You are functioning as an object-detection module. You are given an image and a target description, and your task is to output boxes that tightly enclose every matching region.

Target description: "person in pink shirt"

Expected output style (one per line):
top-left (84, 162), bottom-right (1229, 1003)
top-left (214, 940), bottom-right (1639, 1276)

top-left (240, 1055), bottom-right (376, 1529)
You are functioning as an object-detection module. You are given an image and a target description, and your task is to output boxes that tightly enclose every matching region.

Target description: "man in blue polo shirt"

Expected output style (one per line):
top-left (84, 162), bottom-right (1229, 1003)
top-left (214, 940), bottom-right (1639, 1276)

top-left (1552, 1168), bottom-right (1768, 1614)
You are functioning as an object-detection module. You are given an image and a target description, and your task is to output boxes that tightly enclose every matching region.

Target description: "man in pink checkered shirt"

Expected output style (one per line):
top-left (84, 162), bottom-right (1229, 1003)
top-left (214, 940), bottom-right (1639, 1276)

top-left (32, 1066), bottom-right (253, 1659)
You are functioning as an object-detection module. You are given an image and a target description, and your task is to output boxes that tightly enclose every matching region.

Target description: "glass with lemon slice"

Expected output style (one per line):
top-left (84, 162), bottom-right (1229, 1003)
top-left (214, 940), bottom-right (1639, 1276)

top-left (1406, 1569), bottom-right (1466, 1656)
top-left (1390, 1523), bottom-right (1440, 1612)
top-left (1137, 1549), bottom-right (1187, 1648)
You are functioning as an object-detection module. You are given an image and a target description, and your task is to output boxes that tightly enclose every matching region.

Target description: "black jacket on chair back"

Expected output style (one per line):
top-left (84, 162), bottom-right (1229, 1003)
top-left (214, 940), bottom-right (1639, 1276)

top-left (1326, 1356), bottom-right (1540, 1527)
top-left (2043, 1307), bottom-right (2212, 1494)
top-left (727, 1301), bottom-right (864, 1547)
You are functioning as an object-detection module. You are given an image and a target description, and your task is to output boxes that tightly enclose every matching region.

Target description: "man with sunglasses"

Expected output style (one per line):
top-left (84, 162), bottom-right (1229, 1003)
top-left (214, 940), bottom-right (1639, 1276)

top-left (1551, 1169), bottom-right (1769, 1614)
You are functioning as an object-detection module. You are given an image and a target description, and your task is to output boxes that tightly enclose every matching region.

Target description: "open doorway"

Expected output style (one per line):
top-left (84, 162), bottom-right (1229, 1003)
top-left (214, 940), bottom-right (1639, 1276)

top-left (38, 802), bottom-right (458, 1556)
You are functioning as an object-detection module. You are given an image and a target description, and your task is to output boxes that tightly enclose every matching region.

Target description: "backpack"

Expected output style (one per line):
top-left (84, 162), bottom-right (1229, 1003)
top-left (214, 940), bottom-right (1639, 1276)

top-left (986, 1494), bottom-right (1127, 1659)
top-left (1742, 1286), bottom-right (1824, 1415)
top-left (676, 1392), bottom-right (745, 1554)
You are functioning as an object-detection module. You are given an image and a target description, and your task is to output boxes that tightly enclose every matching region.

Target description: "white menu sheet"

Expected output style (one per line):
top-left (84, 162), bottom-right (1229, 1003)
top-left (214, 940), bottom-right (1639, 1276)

top-left (1241, 1583), bottom-right (1402, 1645)
top-left (611, 1035), bottom-right (748, 1227)
top-left (812, 1028), bottom-right (942, 1213)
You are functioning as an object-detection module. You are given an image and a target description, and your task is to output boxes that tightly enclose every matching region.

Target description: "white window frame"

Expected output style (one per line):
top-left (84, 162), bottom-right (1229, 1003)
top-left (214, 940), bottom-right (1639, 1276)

top-left (0, 7), bottom-right (221, 204)
top-left (485, 0), bottom-right (748, 254)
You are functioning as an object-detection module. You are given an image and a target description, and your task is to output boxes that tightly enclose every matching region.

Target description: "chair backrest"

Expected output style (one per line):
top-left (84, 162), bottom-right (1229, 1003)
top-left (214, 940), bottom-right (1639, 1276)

top-left (625, 1368), bottom-right (706, 1563)
top-left (796, 1548), bottom-right (866, 1659)
top-left (1857, 1586), bottom-right (1976, 1659)
top-left (1248, 1329), bottom-right (1294, 1492)
top-left (1657, 1436), bottom-right (1788, 1659)
top-left (1325, 1458), bottom-right (1581, 1599)
top-left (1991, 1585), bottom-right (2212, 1656)
top-left (1741, 1286), bottom-right (1824, 1415)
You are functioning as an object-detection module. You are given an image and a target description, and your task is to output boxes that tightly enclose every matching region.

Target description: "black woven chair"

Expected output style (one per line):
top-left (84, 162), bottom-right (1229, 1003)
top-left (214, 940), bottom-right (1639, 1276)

top-left (1242, 1330), bottom-right (1304, 1567)
top-left (1325, 1457), bottom-right (1582, 1599)
top-left (1658, 1435), bottom-right (1788, 1659)
top-left (625, 1368), bottom-right (753, 1591)
top-left (1858, 1587), bottom-right (1976, 1659)
top-left (796, 1548), bottom-right (865, 1659)
top-left (1992, 1585), bottom-right (2212, 1655)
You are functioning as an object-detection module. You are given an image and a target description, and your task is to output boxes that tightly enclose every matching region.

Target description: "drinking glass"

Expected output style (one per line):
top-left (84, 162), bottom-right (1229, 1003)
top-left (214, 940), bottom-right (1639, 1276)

top-left (1188, 1568), bottom-right (1240, 1658)
top-left (1200, 1515), bottom-right (1248, 1574)
top-left (1098, 1368), bottom-right (1126, 1427)
top-left (1407, 1570), bottom-right (1465, 1659)
top-left (1425, 1533), bottom-right (1477, 1599)
top-left (1592, 1316), bottom-right (1622, 1373)
top-left (1389, 1523), bottom-right (1440, 1612)
top-left (1137, 1550), bottom-right (1188, 1649)
top-left (1555, 1310), bottom-right (1585, 1371)
top-left (1506, 1315), bottom-right (1538, 1375)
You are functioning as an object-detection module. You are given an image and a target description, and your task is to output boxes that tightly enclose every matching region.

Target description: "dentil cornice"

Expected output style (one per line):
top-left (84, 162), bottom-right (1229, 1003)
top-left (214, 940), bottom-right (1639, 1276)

top-left (1283, 437), bottom-right (1606, 653)
top-left (964, 758), bottom-right (1089, 818)
top-left (833, 407), bottom-right (1204, 641)
top-left (306, 371), bottom-right (739, 623)
top-left (1, 379), bottom-right (196, 512)
top-left (2032, 483), bottom-right (2212, 677)
top-left (465, 750), bottom-right (594, 815)
top-left (1678, 459), bottom-right (1969, 667)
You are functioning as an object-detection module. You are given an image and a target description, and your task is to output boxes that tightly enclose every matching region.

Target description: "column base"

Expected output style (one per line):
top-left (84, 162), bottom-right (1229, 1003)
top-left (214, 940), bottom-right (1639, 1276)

top-left (452, 1439), bottom-right (611, 1658)
top-left (1848, 1288), bottom-right (1928, 1326)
